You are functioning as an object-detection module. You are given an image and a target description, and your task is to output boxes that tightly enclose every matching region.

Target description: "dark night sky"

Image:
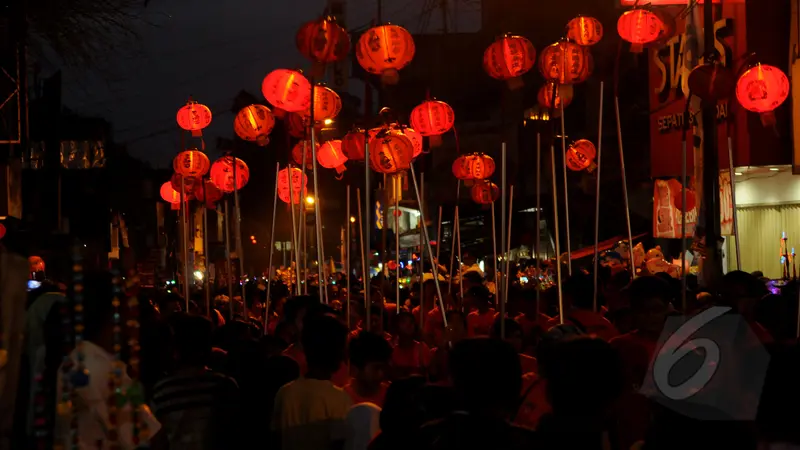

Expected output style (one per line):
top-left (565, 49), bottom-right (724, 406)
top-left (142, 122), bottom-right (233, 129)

top-left (57, 0), bottom-right (481, 168)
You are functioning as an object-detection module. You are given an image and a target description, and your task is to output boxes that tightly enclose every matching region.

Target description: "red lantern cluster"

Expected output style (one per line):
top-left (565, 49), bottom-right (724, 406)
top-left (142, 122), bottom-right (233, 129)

top-left (286, 112), bottom-right (313, 138)
top-left (736, 64), bottom-right (789, 126)
top-left (194, 179), bottom-right (224, 207)
top-left (171, 172), bottom-right (197, 195)
top-left (343, 129), bottom-right (366, 161)
top-left (565, 140), bottom-right (597, 172)
top-left (539, 41), bottom-right (593, 85)
top-left (278, 167), bottom-right (308, 204)
top-left (410, 100), bottom-right (454, 147)
top-left (471, 181), bottom-right (500, 205)
top-left (173, 150), bottom-right (210, 178)
top-left (368, 131), bottom-right (414, 174)
top-left (567, 16), bottom-right (603, 46)
top-left (483, 34), bottom-right (537, 90)
top-left (538, 82), bottom-right (574, 110)
top-left (304, 85), bottom-right (342, 122)
top-left (400, 127), bottom-right (423, 158)
top-left (262, 69), bottom-right (312, 113)
top-left (356, 24), bottom-right (415, 85)
top-left (617, 9), bottom-right (663, 49)
top-left (296, 17), bottom-right (351, 64)
top-left (452, 153), bottom-right (495, 182)
top-left (176, 101), bottom-right (212, 133)
top-left (292, 140), bottom-right (318, 169)
top-left (210, 157), bottom-right (250, 193)
top-left (318, 140), bottom-right (348, 175)
top-left (234, 104), bottom-right (275, 146)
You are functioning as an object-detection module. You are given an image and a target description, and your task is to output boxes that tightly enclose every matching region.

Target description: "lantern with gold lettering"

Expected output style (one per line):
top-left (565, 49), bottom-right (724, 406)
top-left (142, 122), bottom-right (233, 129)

top-left (262, 69), bottom-right (312, 113)
top-left (409, 100), bottom-right (454, 148)
top-left (537, 82), bottom-right (574, 111)
top-left (471, 181), bottom-right (500, 205)
top-left (483, 34), bottom-right (537, 90)
top-left (278, 167), bottom-right (308, 204)
top-left (617, 9), bottom-right (664, 52)
top-left (210, 156), bottom-right (250, 193)
top-left (539, 41), bottom-right (593, 85)
top-left (566, 16), bottom-right (603, 46)
top-left (303, 85), bottom-right (342, 123)
top-left (173, 150), bottom-right (210, 178)
top-left (292, 140), bottom-right (318, 170)
top-left (176, 100), bottom-right (212, 136)
top-left (452, 153), bottom-right (495, 184)
top-left (399, 127), bottom-right (423, 158)
top-left (234, 104), bottom-right (275, 146)
top-left (565, 139), bottom-right (597, 172)
top-left (318, 140), bottom-right (348, 176)
top-left (356, 24), bottom-right (415, 85)
top-left (368, 130), bottom-right (414, 174)
top-left (735, 63), bottom-right (790, 127)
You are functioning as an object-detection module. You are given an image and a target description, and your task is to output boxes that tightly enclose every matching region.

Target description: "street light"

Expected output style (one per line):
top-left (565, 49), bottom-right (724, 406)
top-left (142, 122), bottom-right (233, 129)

top-left (350, 216), bottom-right (356, 223)
top-left (323, 118), bottom-right (334, 125)
top-left (305, 196), bottom-right (315, 205)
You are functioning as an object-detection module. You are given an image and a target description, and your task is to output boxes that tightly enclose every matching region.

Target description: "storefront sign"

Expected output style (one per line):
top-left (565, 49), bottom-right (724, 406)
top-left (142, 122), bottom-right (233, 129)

top-left (653, 171), bottom-right (733, 238)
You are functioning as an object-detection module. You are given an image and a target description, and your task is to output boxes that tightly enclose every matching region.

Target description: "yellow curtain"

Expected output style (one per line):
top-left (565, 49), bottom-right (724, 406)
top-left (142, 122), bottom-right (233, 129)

top-left (728, 205), bottom-right (800, 279)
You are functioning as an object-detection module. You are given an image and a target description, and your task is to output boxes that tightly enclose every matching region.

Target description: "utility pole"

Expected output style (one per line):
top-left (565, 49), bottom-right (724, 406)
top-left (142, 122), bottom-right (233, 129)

top-left (701, 0), bottom-right (723, 287)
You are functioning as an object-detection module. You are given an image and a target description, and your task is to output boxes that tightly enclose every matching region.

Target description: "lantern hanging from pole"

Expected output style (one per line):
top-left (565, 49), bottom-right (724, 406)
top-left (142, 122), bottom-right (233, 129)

top-left (210, 156), bottom-right (250, 193)
top-left (539, 41), bottom-right (593, 85)
top-left (296, 16), bottom-right (351, 65)
top-left (292, 140), bottom-right (318, 170)
top-left (617, 9), bottom-right (664, 52)
top-left (452, 153), bottom-right (496, 184)
top-left (303, 85), bottom-right (342, 123)
top-left (262, 69), bottom-right (312, 113)
top-left (409, 100), bottom-right (454, 148)
top-left (471, 181), bottom-right (500, 205)
top-left (537, 82), bottom-right (574, 110)
top-left (160, 181), bottom-right (186, 204)
top-left (368, 131), bottom-right (415, 174)
top-left (566, 16), bottom-right (603, 46)
top-left (482, 33), bottom-right (537, 90)
top-left (278, 167), bottom-right (308, 204)
top-left (234, 104), bottom-right (275, 146)
top-left (318, 140), bottom-right (348, 175)
top-left (193, 179), bottom-right (224, 208)
top-left (176, 100), bottom-right (212, 136)
top-left (285, 112), bottom-right (315, 139)
top-left (356, 24), bottom-right (415, 85)
top-left (565, 139), bottom-right (597, 172)
top-left (399, 127), bottom-right (423, 158)
top-left (735, 63), bottom-right (790, 127)
top-left (279, 186), bottom-right (308, 204)
top-left (171, 173), bottom-right (197, 195)
top-left (173, 150), bottom-right (210, 178)
top-left (343, 129), bottom-right (366, 161)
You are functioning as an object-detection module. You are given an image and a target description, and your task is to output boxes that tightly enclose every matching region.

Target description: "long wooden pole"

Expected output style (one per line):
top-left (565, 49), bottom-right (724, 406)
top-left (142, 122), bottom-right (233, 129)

top-left (727, 136), bottom-right (741, 270)
top-left (500, 143), bottom-right (507, 338)
top-left (357, 188), bottom-right (369, 331)
top-left (592, 82), bottom-right (605, 313)
top-left (560, 103), bottom-right (572, 275)
top-left (224, 199), bottom-right (234, 318)
top-left (535, 133), bottom-right (541, 315)
top-left (264, 163), bottom-right (280, 335)
top-left (394, 175), bottom-right (400, 313)
top-left (288, 166), bottom-right (301, 294)
top-left (504, 185), bottom-right (514, 309)
top-left (233, 157), bottom-right (246, 316)
top-left (301, 141), bottom-right (308, 295)
top-left (614, 96), bottom-right (636, 277)
top-left (364, 134), bottom-right (371, 331)
top-left (346, 185), bottom-right (351, 330)
top-left (551, 145), bottom-right (565, 325)
top-left (309, 89), bottom-right (327, 303)
top-left (180, 176), bottom-right (190, 310)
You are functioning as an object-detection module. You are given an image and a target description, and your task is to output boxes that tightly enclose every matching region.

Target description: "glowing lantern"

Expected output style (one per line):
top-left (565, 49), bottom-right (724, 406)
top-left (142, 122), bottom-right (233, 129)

top-left (278, 167), bottom-right (308, 204)
top-left (471, 181), bottom-right (499, 205)
top-left (409, 100), bottom-right (454, 147)
top-left (343, 130), bottom-right (366, 161)
top-left (368, 131), bottom-right (414, 174)
top-left (387, 260), bottom-right (398, 271)
top-left (296, 17), bottom-right (351, 64)
top-left (193, 179), bottom-right (224, 207)
top-left (565, 140), bottom-right (597, 172)
top-left (735, 64), bottom-right (790, 126)
top-left (673, 187), bottom-right (697, 212)
top-left (262, 69), bottom-right (312, 113)
top-left (303, 85), bottom-right (342, 122)
top-left (452, 153), bottom-right (495, 182)
top-left (160, 181), bottom-right (185, 203)
top-left (171, 173), bottom-right (197, 195)
top-left (29, 256), bottom-right (45, 273)
top-left (539, 41), bottom-right (593, 85)
top-left (0, 223), bottom-right (5, 240)
top-left (356, 24), bottom-right (415, 85)
top-left (483, 34), bottom-right (536, 90)
top-left (210, 157), bottom-right (250, 193)
top-left (318, 140), bottom-right (348, 175)
top-left (234, 104), bottom-right (275, 146)
top-left (617, 9), bottom-right (663, 52)
top-left (567, 16), bottom-right (604, 46)
top-left (292, 140), bottom-right (318, 169)
top-left (399, 127), bottom-right (423, 157)
top-left (537, 82), bottom-right (574, 110)
top-left (173, 150), bottom-right (210, 178)
top-left (176, 101), bottom-right (212, 135)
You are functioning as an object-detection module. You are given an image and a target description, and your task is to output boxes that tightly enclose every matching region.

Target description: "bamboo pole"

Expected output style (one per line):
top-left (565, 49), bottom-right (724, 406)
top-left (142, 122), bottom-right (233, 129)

top-left (614, 96), bottom-right (636, 277)
top-left (288, 166), bottom-right (301, 295)
top-left (364, 133), bottom-right (371, 331)
top-left (233, 157), bottom-right (246, 317)
top-left (394, 175), bottom-right (400, 313)
top-left (592, 82), bottom-right (605, 313)
top-left (727, 136), bottom-right (741, 270)
top-left (535, 133), bottom-right (541, 316)
top-left (560, 103), bottom-right (572, 275)
top-left (550, 145), bottom-right (565, 325)
top-left (500, 143), bottom-right (507, 338)
top-left (357, 188), bottom-right (369, 331)
top-left (180, 176), bottom-right (190, 311)
top-left (346, 185), bottom-right (351, 330)
top-left (504, 185), bottom-right (514, 309)
top-left (264, 163), bottom-right (280, 335)
top-left (224, 199), bottom-right (234, 319)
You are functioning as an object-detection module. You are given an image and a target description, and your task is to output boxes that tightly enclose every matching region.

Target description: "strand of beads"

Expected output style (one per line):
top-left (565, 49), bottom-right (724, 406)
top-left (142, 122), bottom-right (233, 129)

top-left (107, 267), bottom-right (124, 450)
top-left (124, 274), bottom-right (149, 447)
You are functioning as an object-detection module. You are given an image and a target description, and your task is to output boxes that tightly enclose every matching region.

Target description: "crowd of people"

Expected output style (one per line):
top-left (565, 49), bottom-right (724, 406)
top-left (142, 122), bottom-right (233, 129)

top-left (10, 257), bottom-right (800, 450)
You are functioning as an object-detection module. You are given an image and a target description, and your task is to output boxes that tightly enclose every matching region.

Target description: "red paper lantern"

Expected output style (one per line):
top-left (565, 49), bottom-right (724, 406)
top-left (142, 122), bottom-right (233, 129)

top-left (292, 140), bottom-right (318, 169)
top-left (400, 127), bottom-right (423, 158)
top-left (672, 187), bottom-right (697, 212)
top-left (286, 112), bottom-right (314, 139)
top-left (262, 69), bottom-right (312, 113)
top-left (617, 9), bottom-right (663, 50)
top-left (368, 131), bottom-right (414, 174)
top-left (193, 179), bottom-right (224, 206)
top-left (736, 64), bottom-right (790, 126)
top-left (539, 41), bottom-right (593, 85)
top-left (210, 156), bottom-right (250, 193)
top-left (537, 82), bottom-right (574, 110)
top-left (343, 129), bottom-right (366, 161)
top-left (234, 104), bottom-right (275, 146)
top-left (567, 16), bottom-right (604, 46)
top-left (409, 100), bottom-right (454, 147)
top-left (176, 101), bottom-right (212, 133)
top-left (303, 85), bottom-right (342, 122)
top-left (318, 140), bottom-right (348, 175)
top-left (483, 34), bottom-right (536, 90)
top-left (471, 181), bottom-right (500, 205)
top-left (356, 24), bottom-right (415, 85)
top-left (173, 150), bottom-right (210, 178)
top-left (171, 173), bottom-right (197, 195)
top-left (0, 223), bottom-right (5, 240)
top-left (160, 181), bottom-right (185, 203)
top-left (278, 167), bottom-right (308, 204)
top-left (452, 153), bottom-right (495, 181)
top-left (565, 140), bottom-right (597, 172)
top-left (296, 17), bottom-right (351, 64)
